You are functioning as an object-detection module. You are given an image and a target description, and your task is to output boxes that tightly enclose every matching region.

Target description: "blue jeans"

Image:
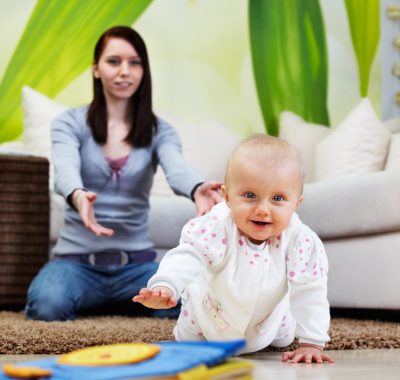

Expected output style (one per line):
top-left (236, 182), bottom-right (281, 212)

top-left (25, 259), bottom-right (180, 321)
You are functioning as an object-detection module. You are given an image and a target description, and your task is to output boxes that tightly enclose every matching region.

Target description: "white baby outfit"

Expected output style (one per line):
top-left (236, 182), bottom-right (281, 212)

top-left (148, 202), bottom-right (330, 354)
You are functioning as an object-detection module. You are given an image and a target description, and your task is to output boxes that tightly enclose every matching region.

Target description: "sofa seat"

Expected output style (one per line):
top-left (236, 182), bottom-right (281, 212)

top-left (297, 170), bottom-right (400, 239)
top-left (149, 170), bottom-right (400, 310)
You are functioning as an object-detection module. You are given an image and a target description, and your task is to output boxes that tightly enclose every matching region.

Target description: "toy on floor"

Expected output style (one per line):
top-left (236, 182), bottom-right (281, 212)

top-left (1, 340), bottom-right (253, 380)
top-left (2, 365), bottom-right (52, 379)
top-left (58, 343), bottom-right (161, 366)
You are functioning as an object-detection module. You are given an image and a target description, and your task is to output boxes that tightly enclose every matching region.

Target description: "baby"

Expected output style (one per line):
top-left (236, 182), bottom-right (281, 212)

top-left (133, 134), bottom-right (334, 363)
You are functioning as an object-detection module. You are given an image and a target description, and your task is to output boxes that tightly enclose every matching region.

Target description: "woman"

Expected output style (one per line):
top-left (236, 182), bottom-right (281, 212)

top-left (25, 26), bottom-right (221, 321)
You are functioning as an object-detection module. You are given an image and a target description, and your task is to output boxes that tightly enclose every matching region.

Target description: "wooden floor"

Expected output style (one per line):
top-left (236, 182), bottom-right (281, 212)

top-left (1, 349), bottom-right (400, 379)
top-left (243, 349), bottom-right (400, 379)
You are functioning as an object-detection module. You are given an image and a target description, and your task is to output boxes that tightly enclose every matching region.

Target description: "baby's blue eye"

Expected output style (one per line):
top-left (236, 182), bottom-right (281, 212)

top-left (243, 192), bottom-right (256, 199)
top-left (273, 195), bottom-right (285, 202)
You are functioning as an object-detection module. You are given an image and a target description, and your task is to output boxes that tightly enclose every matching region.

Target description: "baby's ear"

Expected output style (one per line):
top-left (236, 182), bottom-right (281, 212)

top-left (221, 185), bottom-right (229, 204)
top-left (296, 195), bottom-right (304, 209)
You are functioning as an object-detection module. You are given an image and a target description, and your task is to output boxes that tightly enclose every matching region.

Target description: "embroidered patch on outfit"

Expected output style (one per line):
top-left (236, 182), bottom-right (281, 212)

top-left (202, 293), bottom-right (229, 331)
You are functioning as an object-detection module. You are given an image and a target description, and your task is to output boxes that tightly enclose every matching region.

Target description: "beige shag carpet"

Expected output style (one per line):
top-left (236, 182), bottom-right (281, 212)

top-left (1, 311), bottom-right (399, 354)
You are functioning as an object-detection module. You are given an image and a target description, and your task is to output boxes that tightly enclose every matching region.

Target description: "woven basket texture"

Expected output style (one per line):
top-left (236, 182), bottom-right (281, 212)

top-left (0, 155), bottom-right (49, 306)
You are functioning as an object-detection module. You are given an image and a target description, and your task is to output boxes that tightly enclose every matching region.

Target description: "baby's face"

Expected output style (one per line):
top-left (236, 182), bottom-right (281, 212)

top-left (222, 157), bottom-right (303, 245)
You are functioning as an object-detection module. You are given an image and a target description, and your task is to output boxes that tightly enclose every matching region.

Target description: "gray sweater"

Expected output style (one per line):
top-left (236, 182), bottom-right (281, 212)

top-left (51, 106), bottom-right (203, 255)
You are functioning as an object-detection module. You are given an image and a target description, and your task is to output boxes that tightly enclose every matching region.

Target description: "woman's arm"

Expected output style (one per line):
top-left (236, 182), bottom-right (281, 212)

top-left (192, 181), bottom-right (223, 215)
top-left (51, 108), bottom-right (113, 237)
top-left (154, 119), bottom-right (222, 213)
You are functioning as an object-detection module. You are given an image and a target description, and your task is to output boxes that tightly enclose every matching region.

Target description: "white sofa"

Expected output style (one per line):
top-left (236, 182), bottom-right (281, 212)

top-left (148, 169), bottom-right (400, 310)
top-left (1, 89), bottom-right (399, 311)
top-left (148, 99), bottom-right (400, 311)
top-left (7, 163), bottom-right (398, 311)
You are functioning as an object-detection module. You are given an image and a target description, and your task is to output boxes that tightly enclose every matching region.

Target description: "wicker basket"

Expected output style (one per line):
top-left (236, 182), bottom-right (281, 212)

top-left (0, 154), bottom-right (49, 307)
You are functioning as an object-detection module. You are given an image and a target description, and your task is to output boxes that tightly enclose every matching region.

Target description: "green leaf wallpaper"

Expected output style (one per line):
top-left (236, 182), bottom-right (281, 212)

top-left (249, 0), bottom-right (329, 136)
top-left (0, 0), bottom-right (381, 143)
top-left (344, 0), bottom-right (380, 97)
top-left (0, 0), bottom-right (152, 141)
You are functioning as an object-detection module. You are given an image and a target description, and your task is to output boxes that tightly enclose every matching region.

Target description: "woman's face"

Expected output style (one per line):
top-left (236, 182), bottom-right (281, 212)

top-left (93, 37), bottom-right (144, 102)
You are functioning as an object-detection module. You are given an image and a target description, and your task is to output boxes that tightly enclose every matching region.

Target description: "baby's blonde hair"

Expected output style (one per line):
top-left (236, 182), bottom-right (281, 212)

top-left (225, 134), bottom-right (304, 192)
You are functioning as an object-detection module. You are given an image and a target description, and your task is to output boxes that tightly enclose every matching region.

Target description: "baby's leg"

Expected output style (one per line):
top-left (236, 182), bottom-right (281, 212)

top-left (173, 293), bottom-right (205, 341)
top-left (270, 311), bottom-right (296, 348)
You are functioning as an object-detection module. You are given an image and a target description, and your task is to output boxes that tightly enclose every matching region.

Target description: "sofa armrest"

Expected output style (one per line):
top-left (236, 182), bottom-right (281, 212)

top-left (149, 196), bottom-right (196, 253)
top-left (298, 170), bottom-right (400, 239)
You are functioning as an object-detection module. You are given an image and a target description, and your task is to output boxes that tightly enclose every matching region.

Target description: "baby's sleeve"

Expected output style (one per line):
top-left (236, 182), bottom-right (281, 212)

top-left (286, 226), bottom-right (330, 347)
top-left (286, 226), bottom-right (328, 284)
top-left (179, 211), bottom-right (229, 267)
top-left (148, 208), bottom-right (228, 298)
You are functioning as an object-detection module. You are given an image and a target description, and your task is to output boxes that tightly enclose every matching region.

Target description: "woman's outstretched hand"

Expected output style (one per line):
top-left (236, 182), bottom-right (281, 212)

top-left (193, 181), bottom-right (223, 216)
top-left (132, 287), bottom-right (177, 309)
top-left (72, 189), bottom-right (114, 237)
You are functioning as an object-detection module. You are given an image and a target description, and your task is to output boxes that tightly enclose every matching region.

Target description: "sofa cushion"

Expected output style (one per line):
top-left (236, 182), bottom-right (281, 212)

top-left (279, 111), bottom-right (331, 183)
top-left (0, 141), bottom-right (25, 153)
top-left (383, 118), bottom-right (400, 171)
top-left (298, 170), bottom-right (400, 239)
top-left (151, 170), bottom-right (400, 250)
top-left (324, 232), bottom-right (400, 309)
top-left (151, 113), bottom-right (242, 197)
top-left (23, 86), bottom-right (67, 189)
top-left (149, 196), bottom-right (196, 257)
top-left (385, 133), bottom-right (400, 171)
top-left (315, 98), bottom-right (391, 181)
top-left (383, 117), bottom-right (400, 134)
top-left (21, 86), bottom-right (68, 244)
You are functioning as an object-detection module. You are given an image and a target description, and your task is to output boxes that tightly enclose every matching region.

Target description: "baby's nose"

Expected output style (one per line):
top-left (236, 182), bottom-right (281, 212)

top-left (255, 201), bottom-right (270, 215)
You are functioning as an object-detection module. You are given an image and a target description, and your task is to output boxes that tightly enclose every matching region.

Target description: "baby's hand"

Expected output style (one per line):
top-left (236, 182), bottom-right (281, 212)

top-left (282, 344), bottom-right (334, 364)
top-left (132, 287), bottom-right (177, 309)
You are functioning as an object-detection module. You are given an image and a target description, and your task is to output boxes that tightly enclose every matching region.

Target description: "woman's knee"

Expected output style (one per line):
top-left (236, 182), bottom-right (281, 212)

top-left (25, 300), bottom-right (75, 321)
top-left (24, 260), bottom-right (81, 321)
top-left (25, 285), bottom-right (77, 321)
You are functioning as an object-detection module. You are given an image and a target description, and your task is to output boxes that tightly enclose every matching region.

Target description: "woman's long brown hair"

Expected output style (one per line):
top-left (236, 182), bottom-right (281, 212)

top-left (87, 26), bottom-right (157, 147)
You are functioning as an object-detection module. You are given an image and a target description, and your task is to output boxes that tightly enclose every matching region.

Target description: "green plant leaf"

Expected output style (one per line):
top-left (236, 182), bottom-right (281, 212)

top-left (249, 0), bottom-right (329, 136)
top-left (344, 0), bottom-right (379, 97)
top-left (0, 0), bottom-right (152, 142)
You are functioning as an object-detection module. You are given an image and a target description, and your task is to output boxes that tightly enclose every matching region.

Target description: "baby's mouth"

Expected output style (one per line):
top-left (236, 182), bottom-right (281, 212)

top-left (252, 221), bottom-right (271, 226)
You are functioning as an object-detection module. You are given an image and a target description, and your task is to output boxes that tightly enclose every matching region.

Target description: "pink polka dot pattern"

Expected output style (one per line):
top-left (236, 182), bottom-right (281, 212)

top-left (285, 227), bottom-right (328, 284)
top-left (237, 234), bottom-right (271, 265)
top-left (181, 210), bottom-right (227, 268)
top-left (181, 204), bottom-right (297, 272)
